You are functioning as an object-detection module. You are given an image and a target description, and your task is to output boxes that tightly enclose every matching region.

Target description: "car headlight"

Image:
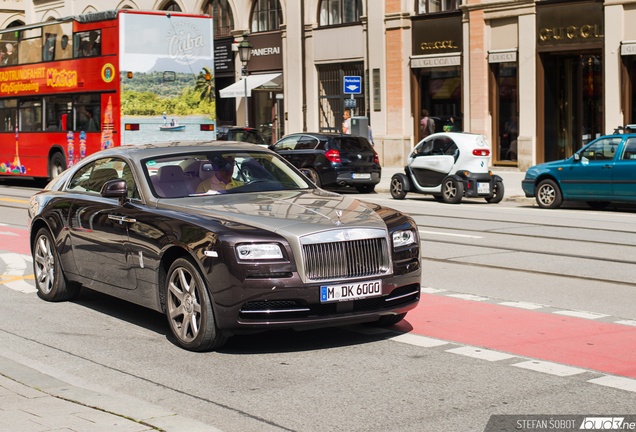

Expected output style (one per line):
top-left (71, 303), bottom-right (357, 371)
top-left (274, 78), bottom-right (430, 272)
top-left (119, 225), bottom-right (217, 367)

top-left (236, 243), bottom-right (284, 260)
top-left (392, 230), bottom-right (416, 249)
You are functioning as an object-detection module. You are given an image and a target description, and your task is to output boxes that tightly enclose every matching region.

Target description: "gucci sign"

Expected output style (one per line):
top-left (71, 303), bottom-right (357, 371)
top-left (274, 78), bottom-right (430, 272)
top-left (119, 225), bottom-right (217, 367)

top-left (421, 40), bottom-right (459, 51)
top-left (539, 24), bottom-right (602, 42)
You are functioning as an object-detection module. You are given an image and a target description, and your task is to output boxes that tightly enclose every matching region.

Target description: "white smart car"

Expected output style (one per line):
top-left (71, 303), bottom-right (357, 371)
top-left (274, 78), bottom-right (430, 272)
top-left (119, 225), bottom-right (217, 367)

top-left (390, 132), bottom-right (504, 204)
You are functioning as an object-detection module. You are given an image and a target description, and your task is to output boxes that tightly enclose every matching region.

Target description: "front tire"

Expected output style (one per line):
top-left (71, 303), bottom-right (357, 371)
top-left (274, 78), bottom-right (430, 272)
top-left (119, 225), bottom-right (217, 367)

top-left (33, 228), bottom-right (80, 302)
top-left (536, 179), bottom-right (562, 209)
top-left (486, 180), bottom-right (505, 203)
top-left (390, 175), bottom-right (407, 200)
top-left (442, 177), bottom-right (464, 204)
top-left (165, 257), bottom-right (227, 351)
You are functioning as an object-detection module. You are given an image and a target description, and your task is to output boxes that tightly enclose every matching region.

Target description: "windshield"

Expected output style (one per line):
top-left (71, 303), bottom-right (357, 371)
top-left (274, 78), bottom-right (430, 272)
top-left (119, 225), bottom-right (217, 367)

top-left (142, 151), bottom-right (310, 198)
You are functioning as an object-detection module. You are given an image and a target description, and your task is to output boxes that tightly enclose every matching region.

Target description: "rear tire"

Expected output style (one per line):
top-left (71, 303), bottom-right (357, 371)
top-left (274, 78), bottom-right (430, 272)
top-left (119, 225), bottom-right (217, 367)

top-left (486, 180), bottom-right (504, 203)
top-left (32, 228), bottom-right (80, 302)
top-left (369, 313), bottom-right (407, 327)
top-left (165, 257), bottom-right (227, 351)
top-left (442, 177), bottom-right (463, 204)
top-left (48, 152), bottom-right (66, 181)
top-left (536, 179), bottom-right (562, 209)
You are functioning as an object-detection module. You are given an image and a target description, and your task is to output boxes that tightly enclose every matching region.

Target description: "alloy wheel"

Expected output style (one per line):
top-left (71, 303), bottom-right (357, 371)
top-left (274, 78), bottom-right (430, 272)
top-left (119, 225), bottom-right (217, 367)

top-left (167, 267), bottom-right (202, 343)
top-left (538, 184), bottom-right (555, 206)
top-left (34, 234), bottom-right (55, 294)
top-left (444, 180), bottom-right (457, 200)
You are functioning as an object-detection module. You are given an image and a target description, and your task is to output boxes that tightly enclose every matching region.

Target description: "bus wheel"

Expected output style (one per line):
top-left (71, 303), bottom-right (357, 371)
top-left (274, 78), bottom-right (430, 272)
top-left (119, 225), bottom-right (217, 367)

top-left (48, 153), bottom-right (66, 181)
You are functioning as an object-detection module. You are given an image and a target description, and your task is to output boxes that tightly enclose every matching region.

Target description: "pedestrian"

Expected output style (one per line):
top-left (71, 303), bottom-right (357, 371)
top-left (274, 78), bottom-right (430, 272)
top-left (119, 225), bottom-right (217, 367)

top-left (163, 112), bottom-right (167, 126)
top-left (342, 110), bottom-right (351, 134)
top-left (420, 109), bottom-right (434, 139)
top-left (368, 125), bottom-right (374, 146)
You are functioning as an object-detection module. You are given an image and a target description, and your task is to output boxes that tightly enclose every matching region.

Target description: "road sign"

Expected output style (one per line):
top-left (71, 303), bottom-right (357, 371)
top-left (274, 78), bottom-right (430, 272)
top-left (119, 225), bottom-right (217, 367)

top-left (345, 99), bottom-right (357, 108)
top-left (344, 76), bottom-right (362, 94)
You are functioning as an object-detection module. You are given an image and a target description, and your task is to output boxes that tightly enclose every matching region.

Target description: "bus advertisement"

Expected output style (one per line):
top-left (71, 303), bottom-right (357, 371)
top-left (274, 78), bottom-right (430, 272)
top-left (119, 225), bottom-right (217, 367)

top-left (0, 10), bottom-right (216, 179)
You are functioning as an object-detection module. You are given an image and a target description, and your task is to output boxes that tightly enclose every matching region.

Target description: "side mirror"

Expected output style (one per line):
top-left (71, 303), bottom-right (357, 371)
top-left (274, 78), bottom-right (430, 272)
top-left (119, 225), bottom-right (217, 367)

top-left (268, 145), bottom-right (276, 151)
top-left (101, 179), bottom-right (128, 199)
top-left (573, 153), bottom-right (581, 162)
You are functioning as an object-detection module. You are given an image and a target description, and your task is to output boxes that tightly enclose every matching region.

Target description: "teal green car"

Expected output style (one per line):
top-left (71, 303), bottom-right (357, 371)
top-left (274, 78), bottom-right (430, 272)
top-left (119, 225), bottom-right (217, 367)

top-left (522, 132), bottom-right (636, 209)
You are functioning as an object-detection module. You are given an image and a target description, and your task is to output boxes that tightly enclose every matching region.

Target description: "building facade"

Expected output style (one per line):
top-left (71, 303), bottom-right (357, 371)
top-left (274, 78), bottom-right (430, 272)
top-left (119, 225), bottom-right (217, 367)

top-left (4, 0), bottom-right (636, 169)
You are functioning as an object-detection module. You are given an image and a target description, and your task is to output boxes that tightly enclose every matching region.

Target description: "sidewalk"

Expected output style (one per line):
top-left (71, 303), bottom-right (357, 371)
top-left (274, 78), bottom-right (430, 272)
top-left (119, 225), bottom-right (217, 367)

top-left (0, 353), bottom-right (223, 432)
top-left (376, 166), bottom-right (534, 204)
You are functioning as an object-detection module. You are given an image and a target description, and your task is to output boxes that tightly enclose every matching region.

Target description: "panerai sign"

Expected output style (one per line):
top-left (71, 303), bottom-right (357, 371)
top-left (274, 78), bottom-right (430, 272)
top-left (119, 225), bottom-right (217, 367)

top-left (537, 2), bottom-right (603, 47)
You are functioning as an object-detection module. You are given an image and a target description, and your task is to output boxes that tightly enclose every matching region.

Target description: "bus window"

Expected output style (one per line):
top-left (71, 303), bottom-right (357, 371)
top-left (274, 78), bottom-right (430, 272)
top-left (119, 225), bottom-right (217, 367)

top-left (0, 41), bottom-right (18, 66)
top-left (75, 94), bottom-right (101, 132)
top-left (0, 99), bottom-right (17, 132)
top-left (74, 30), bottom-right (101, 58)
top-left (19, 99), bottom-right (43, 131)
top-left (19, 28), bottom-right (42, 64)
top-left (43, 23), bottom-right (72, 61)
top-left (45, 96), bottom-right (73, 131)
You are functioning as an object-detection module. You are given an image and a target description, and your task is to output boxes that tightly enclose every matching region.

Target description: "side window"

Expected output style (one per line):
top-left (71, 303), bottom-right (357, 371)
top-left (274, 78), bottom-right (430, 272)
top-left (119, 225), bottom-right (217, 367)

top-left (621, 138), bottom-right (636, 160)
top-left (296, 136), bottom-right (319, 150)
top-left (581, 138), bottom-right (621, 161)
top-left (273, 135), bottom-right (301, 151)
top-left (73, 30), bottom-right (101, 58)
top-left (43, 22), bottom-right (72, 61)
top-left (444, 141), bottom-right (460, 162)
top-left (44, 96), bottom-right (73, 131)
top-left (417, 139), bottom-right (434, 156)
top-left (0, 99), bottom-right (17, 132)
top-left (19, 99), bottom-right (43, 131)
top-left (68, 162), bottom-right (95, 192)
top-left (18, 28), bottom-right (42, 64)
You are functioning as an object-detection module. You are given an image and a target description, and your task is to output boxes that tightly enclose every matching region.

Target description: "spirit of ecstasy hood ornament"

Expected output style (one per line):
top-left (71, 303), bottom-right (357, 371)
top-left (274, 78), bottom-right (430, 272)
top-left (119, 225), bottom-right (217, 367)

top-left (334, 210), bottom-right (344, 226)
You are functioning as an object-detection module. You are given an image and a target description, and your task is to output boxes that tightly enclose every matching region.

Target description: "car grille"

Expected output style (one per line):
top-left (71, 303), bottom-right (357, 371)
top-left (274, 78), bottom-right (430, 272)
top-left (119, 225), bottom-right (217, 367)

top-left (302, 238), bottom-right (390, 282)
top-left (238, 284), bottom-right (420, 321)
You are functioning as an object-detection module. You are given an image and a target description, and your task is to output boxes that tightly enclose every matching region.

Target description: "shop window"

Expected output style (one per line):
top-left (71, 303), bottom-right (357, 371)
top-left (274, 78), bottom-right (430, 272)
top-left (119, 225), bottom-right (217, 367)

top-left (205, 0), bottom-right (235, 38)
top-left (491, 62), bottom-right (518, 163)
top-left (417, 0), bottom-right (460, 14)
top-left (418, 66), bottom-right (462, 141)
top-left (319, 0), bottom-right (363, 26)
top-left (250, 0), bottom-right (282, 33)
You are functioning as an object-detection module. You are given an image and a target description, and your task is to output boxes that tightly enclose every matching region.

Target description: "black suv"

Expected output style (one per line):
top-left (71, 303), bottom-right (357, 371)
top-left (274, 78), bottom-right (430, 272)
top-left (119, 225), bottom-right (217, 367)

top-left (270, 133), bottom-right (381, 193)
top-left (216, 126), bottom-right (267, 145)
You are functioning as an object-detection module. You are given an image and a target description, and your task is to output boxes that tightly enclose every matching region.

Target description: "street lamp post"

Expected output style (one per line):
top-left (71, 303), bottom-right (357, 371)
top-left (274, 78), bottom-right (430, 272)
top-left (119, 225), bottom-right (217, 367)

top-left (237, 33), bottom-right (252, 128)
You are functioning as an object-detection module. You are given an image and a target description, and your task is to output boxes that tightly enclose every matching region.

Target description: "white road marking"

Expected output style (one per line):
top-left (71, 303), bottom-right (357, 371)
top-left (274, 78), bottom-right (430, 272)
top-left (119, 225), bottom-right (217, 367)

top-left (499, 301), bottom-right (547, 310)
top-left (420, 287), bottom-right (446, 294)
top-left (553, 310), bottom-right (609, 320)
top-left (588, 376), bottom-right (636, 393)
top-left (418, 229), bottom-right (483, 239)
top-left (615, 320), bottom-right (636, 327)
top-left (512, 360), bottom-right (587, 377)
top-left (5, 278), bottom-right (37, 294)
top-left (447, 294), bottom-right (489, 302)
top-left (390, 333), bottom-right (449, 348)
top-left (0, 231), bottom-right (19, 236)
top-left (0, 253), bottom-right (35, 294)
top-left (446, 346), bottom-right (516, 362)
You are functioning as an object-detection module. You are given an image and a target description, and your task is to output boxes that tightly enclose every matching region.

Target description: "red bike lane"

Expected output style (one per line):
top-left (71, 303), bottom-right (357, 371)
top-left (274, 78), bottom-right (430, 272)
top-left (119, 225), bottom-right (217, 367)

top-left (0, 226), bottom-right (30, 255)
top-left (395, 294), bottom-right (636, 378)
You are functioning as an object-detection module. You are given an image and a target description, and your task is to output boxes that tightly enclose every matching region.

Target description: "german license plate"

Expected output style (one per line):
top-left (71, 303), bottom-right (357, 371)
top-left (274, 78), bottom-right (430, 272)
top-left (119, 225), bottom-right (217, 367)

top-left (478, 182), bottom-right (490, 194)
top-left (352, 173), bottom-right (371, 179)
top-left (320, 280), bottom-right (382, 302)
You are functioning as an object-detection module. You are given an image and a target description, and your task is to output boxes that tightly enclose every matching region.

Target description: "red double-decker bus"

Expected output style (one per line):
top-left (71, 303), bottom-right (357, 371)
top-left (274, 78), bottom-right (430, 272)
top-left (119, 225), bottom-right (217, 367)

top-left (0, 10), bottom-right (216, 179)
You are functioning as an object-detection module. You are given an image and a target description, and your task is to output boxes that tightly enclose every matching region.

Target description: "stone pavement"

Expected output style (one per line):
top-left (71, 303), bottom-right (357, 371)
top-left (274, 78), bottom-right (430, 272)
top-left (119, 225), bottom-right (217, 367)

top-left (0, 353), bottom-right (223, 432)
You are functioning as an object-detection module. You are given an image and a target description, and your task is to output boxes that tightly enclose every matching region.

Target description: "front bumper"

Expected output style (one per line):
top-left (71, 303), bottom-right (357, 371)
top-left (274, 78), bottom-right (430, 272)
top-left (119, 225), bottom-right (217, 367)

top-left (208, 257), bottom-right (421, 334)
top-left (522, 179), bottom-right (536, 197)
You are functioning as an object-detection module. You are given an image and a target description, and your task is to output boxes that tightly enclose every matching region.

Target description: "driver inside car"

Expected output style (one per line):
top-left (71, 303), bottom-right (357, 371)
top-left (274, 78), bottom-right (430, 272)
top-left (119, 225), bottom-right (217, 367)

top-left (196, 155), bottom-right (245, 193)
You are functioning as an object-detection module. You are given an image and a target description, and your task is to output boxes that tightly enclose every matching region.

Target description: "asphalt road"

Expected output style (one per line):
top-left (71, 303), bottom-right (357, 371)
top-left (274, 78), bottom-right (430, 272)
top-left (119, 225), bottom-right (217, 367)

top-left (1, 179), bottom-right (635, 432)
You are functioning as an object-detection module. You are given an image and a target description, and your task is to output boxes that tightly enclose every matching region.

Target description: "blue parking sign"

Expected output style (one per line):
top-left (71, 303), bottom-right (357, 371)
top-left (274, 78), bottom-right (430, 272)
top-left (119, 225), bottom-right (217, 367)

top-left (344, 76), bottom-right (361, 94)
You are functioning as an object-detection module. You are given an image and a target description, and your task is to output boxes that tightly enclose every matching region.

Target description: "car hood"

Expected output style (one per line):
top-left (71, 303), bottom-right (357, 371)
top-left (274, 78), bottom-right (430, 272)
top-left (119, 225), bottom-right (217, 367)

top-left (526, 157), bottom-right (573, 177)
top-left (157, 189), bottom-right (388, 237)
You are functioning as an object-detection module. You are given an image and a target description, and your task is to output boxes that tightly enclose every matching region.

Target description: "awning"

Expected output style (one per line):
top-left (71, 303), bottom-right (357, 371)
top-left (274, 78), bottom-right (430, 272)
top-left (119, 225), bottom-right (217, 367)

top-left (219, 73), bottom-right (282, 98)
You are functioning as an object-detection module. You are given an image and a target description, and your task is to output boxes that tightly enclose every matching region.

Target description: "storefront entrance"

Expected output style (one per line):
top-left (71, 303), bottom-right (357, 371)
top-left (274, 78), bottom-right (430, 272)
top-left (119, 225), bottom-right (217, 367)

top-left (542, 53), bottom-right (602, 162)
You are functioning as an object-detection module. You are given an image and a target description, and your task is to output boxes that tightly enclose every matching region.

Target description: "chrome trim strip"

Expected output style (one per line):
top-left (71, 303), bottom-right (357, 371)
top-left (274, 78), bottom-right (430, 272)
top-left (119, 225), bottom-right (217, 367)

top-left (241, 308), bottom-right (311, 314)
top-left (385, 290), bottom-right (419, 302)
top-left (300, 228), bottom-right (387, 245)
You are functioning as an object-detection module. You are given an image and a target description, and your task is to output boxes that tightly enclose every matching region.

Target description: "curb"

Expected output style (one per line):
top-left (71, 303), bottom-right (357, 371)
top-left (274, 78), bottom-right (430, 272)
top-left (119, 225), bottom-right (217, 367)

top-left (0, 354), bottom-right (224, 432)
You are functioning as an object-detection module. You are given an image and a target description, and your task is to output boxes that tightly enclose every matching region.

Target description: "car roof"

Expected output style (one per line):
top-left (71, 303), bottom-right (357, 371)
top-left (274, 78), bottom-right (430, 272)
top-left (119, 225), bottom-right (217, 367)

top-left (82, 141), bottom-right (273, 165)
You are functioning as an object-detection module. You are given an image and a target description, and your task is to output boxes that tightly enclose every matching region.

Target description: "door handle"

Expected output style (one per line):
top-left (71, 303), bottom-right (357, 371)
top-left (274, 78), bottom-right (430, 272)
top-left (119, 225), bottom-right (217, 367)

top-left (602, 165), bottom-right (612, 169)
top-left (108, 215), bottom-right (136, 223)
